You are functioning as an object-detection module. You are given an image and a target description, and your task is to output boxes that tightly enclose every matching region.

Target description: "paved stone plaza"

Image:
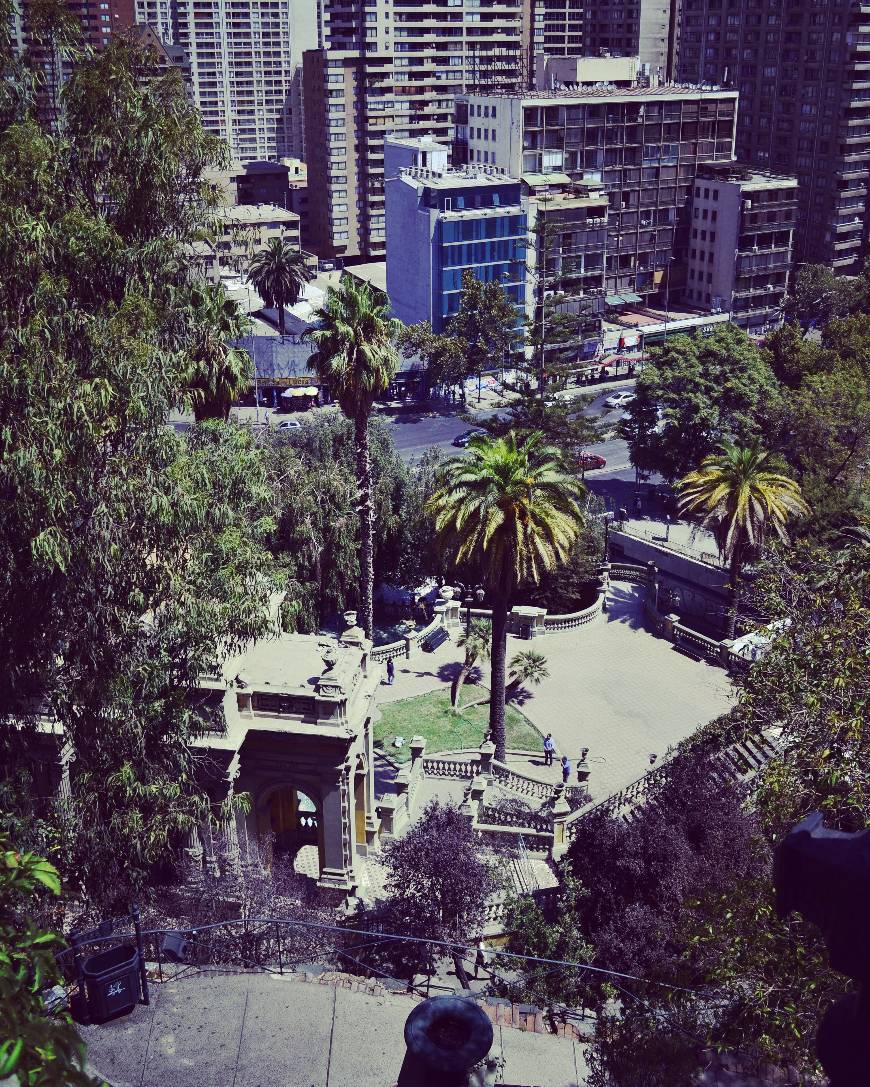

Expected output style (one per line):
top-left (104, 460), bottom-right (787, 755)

top-left (380, 583), bottom-right (734, 801)
top-left (84, 973), bottom-right (587, 1087)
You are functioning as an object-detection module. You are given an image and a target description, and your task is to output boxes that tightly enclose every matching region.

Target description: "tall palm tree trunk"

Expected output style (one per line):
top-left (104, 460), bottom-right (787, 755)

top-left (355, 413), bottom-right (375, 640)
top-left (277, 298), bottom-right (286, 336)
top-left (489, 593), bottom-right (509, 762)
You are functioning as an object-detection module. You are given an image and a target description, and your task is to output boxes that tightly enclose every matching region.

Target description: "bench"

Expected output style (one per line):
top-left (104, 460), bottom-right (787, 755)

top-left (421, 626), bottom-right (450, 652)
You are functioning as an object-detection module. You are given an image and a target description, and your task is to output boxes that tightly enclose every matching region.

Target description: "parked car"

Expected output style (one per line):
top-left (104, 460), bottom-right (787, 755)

top-left (605, 390), bottom-right (635, 410)
top-left (578, 451), bottom-right (607, 470)
top-left (452, 428), bottom-right (486, 447)
top-left (277, 419), bottom-right (303, 430)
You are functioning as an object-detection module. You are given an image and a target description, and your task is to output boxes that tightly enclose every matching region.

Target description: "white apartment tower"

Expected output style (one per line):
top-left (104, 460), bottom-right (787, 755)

top-left (135, 0), bottom-right (317, 161)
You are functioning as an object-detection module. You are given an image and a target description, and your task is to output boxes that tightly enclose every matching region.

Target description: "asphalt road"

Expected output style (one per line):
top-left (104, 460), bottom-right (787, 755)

top-left (378, 389), bottom-right (636, 481)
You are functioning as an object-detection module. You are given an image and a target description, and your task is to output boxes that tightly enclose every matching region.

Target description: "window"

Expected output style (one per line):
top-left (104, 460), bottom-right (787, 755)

top-left (703, 187), bottom-right (709, 199)
top-left (711, 210), bottom-right (717, 222)
top-left (702, 208), bottom-right (709, 220)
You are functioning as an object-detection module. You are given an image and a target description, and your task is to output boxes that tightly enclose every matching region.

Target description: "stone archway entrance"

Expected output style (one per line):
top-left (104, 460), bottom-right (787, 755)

top-left (257, 783), bottom-right (324, 880)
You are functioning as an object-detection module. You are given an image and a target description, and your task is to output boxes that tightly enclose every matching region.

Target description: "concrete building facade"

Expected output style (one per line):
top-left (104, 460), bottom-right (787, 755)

top-left (455, 86), bottom-right (739, 307)
top-left (134, 0), bottom-right (317, 162)
top-left (675, 0), bottom-right (870, 272)
top-left (385, 136), bottom-right (527, 332)
top-left (302, 0), bottom-right (528, 261)
top-left (686, 163), bottom-right (797, 334)
top-left (524, 173), bottom-right (609, 368)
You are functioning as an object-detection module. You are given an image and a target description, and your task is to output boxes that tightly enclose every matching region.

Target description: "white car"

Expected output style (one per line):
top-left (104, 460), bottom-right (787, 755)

top-left (277, 419), bottom-right (303, 430)
top-left (605, 390), bottom-right (635, 410)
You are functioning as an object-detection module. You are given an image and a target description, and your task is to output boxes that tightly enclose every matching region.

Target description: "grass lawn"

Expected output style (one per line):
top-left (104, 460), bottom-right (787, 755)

top-left (374, 685), bottom-right (542, 763)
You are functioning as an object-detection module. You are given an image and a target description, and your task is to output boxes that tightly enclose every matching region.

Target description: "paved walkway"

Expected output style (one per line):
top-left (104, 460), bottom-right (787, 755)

top-left (376, 584), bottom-right (733, 802)
top-left (83, 973), bottom-right (587, 1087)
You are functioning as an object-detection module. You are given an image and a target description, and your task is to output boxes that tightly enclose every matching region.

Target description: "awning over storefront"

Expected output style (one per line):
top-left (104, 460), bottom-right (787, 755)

top-left (606, 292), bottom-right (643, 306)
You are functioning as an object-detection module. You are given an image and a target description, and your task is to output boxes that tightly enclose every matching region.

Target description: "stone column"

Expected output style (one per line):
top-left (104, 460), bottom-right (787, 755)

top-left (551, 785), bottom-right (572, 862)
top-left (478, 739), bottom-right (496, 781)
top-left (317, 771), bottom-right (355, 891)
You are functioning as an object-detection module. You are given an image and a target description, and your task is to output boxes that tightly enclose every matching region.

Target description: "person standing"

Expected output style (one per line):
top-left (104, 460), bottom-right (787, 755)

top-left (561, 755), bottom-right (572, 783)
top-left (543, 733), bottom-right (555, 767)
top-left (474, 938), bottom-right (488, 980)
top-left (386, 657), bottom-right (395, 685)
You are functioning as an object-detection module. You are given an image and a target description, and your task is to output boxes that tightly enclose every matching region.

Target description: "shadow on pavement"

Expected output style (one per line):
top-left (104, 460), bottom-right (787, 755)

top-left (604, 584), bottom-right (647, 630)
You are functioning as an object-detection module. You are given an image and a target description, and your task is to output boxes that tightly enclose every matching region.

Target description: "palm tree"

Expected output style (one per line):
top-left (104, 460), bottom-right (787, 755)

top-left (184, 285), bottom-right (252, 421)
top-left (452, 620), bottom-right (491, 710)
top-left (506, 650), bottom-right (549, 702)
top-left (427, 431), bottom-right (585, 761)
top-left (677, 442), bottom-right (809, 638)
top-left (305, 279), bottom-right (401, 639)
top-left (248, 239), bottom-right (312, 336)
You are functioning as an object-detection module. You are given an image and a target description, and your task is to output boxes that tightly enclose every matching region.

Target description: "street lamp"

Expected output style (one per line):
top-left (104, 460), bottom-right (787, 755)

top-left (598, 510), bottom-right (615, 561)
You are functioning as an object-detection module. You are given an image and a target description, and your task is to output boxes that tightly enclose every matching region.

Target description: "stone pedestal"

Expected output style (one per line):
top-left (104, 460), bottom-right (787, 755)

top-left (551, 785), bottom-right (572, 862)
top-left (510, 605), bottom-right (547, 639)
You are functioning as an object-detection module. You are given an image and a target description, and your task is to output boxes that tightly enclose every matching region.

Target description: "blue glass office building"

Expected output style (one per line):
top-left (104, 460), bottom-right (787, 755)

top-left (385, 136), bottom-right (526, 335)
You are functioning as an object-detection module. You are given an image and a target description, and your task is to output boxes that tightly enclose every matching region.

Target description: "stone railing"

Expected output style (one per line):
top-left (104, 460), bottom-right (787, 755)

top-left (479, 804), bottom-right (552, 834)
top-left (606, 561), bottom-right (651, 584)
top-left (564, 726), bottom-right (783, 842)
top-left (543, 598), bottom-right (602, 632)
top-left (370, 614), bottom-right (445, 665)
top-left (370, 640), bottom-right (408, 664)
top-left (422, 756), bottom-right (482, 779)
top-left (491, 760), bottom-right (556, 801)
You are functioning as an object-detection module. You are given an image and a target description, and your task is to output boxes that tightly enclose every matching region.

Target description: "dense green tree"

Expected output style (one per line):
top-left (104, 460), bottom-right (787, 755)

top-left (0, 36), bottom-right (280, 902)
top-left (427, 431), bottom-right (584, 760)
top-left (500, 875), bottom-right (595, 1009)
top-left (247, 238), bottom-right (312, 336)
top-left (305, 280), bottom-right (401, 638)
top-left (381, 800), bottom-right (496, 945)
top-left (448, 269), bottom-right (519, 402)
top-left (780, 363), bottom-right (870, 539)
top-left (183, 283), bottom-right (253, 420)
top-left (677, 442), bottom-right (809, 637)
top-left (263, 415), bottom-right (422, 631)
top-left (1, 837), bottom-right (98, 1086)
top-left (783, 263), bottom-right (857, 328)
top-left (396, 322), bottom-right (469, 398)
top-left (624, 325), bottom-right (781, 482)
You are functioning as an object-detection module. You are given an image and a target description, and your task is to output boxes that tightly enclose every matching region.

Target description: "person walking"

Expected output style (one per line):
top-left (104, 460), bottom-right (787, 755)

top-left (386, 657), bottom-right (395, 685)
top-left (474, 938), bottom-right (488, 980)
top-left (561, 755), bottom-right (572, 783)
top-left (543, 733), bottom-right (555, 767)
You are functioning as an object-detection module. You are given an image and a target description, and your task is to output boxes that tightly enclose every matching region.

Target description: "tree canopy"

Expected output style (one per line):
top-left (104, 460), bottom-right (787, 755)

top-left (622, 325), bottom-right (781, 482)
top-left (0, 31), bottom-right (281, 904)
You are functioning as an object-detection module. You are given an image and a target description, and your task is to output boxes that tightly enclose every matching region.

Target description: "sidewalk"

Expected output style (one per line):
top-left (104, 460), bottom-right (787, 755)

top-left (82, 972), bottom-right (587, 1087)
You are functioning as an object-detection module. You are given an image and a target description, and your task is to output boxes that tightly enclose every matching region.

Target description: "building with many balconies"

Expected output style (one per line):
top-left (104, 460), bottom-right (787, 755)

top-left (455, 85), bottom-right (739, 311)
top-left (686, 163), bottom-right (797, 335)
top-left (674, 0), bottom-right (870, 272)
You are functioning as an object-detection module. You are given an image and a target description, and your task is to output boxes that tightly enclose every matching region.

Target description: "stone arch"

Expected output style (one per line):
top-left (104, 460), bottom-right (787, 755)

top-left (254, 779), bottom-right (325, 878)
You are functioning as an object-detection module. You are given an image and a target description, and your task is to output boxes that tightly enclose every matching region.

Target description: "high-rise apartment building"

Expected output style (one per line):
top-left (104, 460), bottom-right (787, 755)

top-left (134, 0), bottom-right (317, 162)
top-left (675, 0), bottom-right (870, 272)
top-left (532, 0), bottom-right (585, 60)
top-left (583, 0), bottom-right (676, 79)
top-left (456, 85), bottom-right (738, 305)
top-left (303, 0), bottom-right (529, 261)
top-left (687, 163), bottom-right (797, 334)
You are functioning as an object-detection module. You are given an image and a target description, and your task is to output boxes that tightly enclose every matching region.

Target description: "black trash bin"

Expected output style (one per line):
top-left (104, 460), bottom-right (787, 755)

top-left (82, 943), bottom-right (141, 1024)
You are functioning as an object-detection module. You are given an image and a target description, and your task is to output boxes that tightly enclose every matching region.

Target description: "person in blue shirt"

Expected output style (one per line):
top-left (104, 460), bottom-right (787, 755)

top-left (543, 733), bottom-right (555, 766)
top-left (561, 755), bottom-right (572, 783)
